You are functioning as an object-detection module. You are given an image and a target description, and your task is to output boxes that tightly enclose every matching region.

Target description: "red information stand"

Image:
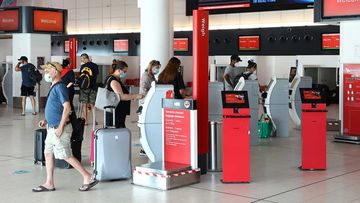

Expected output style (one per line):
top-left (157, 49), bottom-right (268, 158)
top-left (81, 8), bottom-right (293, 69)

top-left (222, 91), bottom-right (251, 183)
top-left (300, 88), bottom-right (327, 170)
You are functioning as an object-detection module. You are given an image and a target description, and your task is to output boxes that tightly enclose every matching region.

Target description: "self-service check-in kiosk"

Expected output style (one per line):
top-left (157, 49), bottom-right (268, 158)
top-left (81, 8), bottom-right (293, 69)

top-left (235, 77), bottom-right (260, 145)
top-left (289, 76), bottom-right (313, 129)
top-left (138, 82), bottom-right (173, 162)
top-left (133, 99), bottom-right (200, 190)
top-left (222, 91), bottom-right (250, 183)
top-left (300, 88), bottom-right (327, 170)
top-left (264, 78), bottom-right (289, 137)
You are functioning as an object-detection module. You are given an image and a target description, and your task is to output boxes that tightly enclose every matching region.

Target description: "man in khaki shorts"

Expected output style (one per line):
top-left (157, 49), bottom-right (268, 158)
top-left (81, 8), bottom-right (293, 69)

top-left (32, 62), bottom-right (98, 192)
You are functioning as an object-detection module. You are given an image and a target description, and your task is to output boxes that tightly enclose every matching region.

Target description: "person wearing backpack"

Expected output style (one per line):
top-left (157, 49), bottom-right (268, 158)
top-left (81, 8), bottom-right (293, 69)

top-left (15, 56), bottom-right (37, 116)
top-left (79, 53), bottom-right (99, 125)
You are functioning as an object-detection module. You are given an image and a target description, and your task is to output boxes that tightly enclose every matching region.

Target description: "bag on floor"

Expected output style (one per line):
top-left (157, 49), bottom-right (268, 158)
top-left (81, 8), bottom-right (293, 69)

top-left (258, 113), bottom-right (274, 138)
top-left (34, 129), bottom-right (47, 166)
top-left (94, 106), bottom-right (132, 181)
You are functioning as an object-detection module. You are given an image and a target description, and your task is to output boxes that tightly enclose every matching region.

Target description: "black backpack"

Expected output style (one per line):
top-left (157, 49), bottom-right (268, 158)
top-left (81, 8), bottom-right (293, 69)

top-left (78, 71), bottom-right (91, 90)
top-left (28, 64), bottom-right (43, 84)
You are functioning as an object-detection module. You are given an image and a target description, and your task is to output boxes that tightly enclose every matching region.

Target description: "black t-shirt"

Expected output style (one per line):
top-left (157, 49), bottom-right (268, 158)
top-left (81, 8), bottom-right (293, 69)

top-left (158, 72), bottom-right (185, 99)
top-left (80, 62), bottom-right (99, 90)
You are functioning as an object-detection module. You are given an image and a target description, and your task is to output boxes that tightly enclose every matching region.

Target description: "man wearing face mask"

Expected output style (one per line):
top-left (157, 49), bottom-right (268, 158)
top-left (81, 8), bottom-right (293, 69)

top-left (223, 55), bottom-right (242, 91)
top-left (33, 62), bottom-right (98, 192)
top-left (105, 60), bottom-right (144, 128)
top-left (15, 56), bottom-right (37, 116)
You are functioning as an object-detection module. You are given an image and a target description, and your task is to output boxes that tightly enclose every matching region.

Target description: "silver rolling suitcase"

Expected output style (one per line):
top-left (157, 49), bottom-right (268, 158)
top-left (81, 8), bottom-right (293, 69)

top-left (94, 106), bottom-right (132, 181)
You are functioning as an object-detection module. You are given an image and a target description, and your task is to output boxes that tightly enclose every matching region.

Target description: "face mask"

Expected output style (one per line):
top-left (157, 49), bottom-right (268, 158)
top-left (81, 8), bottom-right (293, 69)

top-left (120, 72), bottom-right (127, 79)
top-left (44, 73), bottom-right (52, 83)
top-left (153, 68), bottom-right (160, 75)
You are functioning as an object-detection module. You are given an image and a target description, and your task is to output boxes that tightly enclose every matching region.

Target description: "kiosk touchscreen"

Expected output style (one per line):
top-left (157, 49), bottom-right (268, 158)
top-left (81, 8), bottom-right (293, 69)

top-left (299, 88), bottom-right (327, 170)
top-left (222, 91), bottom-right (251, 183)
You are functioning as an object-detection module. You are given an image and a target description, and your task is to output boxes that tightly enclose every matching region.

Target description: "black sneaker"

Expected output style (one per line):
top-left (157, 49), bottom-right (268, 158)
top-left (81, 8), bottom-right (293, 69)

top-left (139, 149), bottom-right (146, 156)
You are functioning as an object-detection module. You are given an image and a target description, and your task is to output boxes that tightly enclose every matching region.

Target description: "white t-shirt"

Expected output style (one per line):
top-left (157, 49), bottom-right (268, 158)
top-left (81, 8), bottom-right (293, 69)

top-left (223, 65), bottom-right (235, 91)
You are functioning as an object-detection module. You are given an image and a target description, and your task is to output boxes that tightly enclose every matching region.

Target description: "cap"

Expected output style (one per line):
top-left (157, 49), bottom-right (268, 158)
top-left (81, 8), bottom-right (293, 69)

top-left (40, 62), bottom-right (63, 73)
top-left (18, 56), bottom-right (28, 61)
top-left (230, 55), bottom-right (242, 62)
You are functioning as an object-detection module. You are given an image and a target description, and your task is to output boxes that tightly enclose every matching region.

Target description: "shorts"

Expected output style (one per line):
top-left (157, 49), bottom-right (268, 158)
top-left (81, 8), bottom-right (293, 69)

top-left (44, 124), bottom-right (73, 160)
top-left (79, 89), bottom-right (96, 105)
top-left (21, 85), bottom-right (35, 96)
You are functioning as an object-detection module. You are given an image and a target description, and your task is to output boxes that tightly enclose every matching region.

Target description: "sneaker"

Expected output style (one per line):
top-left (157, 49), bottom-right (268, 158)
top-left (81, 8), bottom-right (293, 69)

top-left (139, 149), bottom-right (146, 156)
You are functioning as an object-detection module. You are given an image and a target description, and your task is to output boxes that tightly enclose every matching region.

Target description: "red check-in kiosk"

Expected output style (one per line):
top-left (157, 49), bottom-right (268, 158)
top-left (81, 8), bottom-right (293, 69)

top-left (300, 88), bottom-right (327, 170)
top-left (222, 91), bottom-right (251, 183)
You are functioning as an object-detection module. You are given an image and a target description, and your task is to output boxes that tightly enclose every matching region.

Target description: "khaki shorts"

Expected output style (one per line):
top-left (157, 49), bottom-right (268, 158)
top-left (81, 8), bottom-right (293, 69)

top-left (44, 124), bottom-right (73, 160)
top-left (79, 89), bottom-right (96, 105)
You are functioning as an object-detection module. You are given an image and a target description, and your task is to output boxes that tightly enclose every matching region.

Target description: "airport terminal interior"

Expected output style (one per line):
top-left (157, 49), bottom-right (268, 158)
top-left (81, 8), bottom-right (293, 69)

top-left (1, 0), bottom-right (360, 202)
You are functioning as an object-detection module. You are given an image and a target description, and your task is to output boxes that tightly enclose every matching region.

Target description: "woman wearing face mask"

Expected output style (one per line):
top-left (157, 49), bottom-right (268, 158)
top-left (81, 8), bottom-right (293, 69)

top-left (139, 60), bottom-right (161, 103)
top-left (158, 57), bottom-right (186, 99)
top-left (105, 60), bottom-right (144, 128)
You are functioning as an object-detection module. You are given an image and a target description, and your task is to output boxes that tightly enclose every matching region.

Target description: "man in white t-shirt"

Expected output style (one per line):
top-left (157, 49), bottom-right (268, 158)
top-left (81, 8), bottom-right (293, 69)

top-left (223, 55), bottom-right (242, 90)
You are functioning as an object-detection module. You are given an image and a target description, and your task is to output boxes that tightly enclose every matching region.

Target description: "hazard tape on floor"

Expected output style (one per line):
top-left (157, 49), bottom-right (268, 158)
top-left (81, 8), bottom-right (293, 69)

top-left (133, 168), bottom-right (200, 179)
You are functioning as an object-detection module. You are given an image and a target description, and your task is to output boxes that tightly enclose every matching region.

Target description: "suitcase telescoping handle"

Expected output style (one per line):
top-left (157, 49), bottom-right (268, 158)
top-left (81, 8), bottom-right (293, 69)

top-left (104, 106), bottom-right (116, 128)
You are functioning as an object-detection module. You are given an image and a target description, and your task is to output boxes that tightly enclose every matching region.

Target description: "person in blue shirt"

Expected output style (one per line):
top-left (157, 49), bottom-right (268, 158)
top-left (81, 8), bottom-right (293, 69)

top-left (15, 56), bottom-right (37, 116)
top-left (32, 62), bottom-right (98, 192)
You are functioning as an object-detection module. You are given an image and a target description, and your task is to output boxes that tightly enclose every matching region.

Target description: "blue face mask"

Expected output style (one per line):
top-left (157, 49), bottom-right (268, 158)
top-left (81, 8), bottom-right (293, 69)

top-left (120, 72), bottom-right (127, 79)
top-left (44, 73), bottom-right (52, 83)
top-left (153, 68), bottom-right (160, 75)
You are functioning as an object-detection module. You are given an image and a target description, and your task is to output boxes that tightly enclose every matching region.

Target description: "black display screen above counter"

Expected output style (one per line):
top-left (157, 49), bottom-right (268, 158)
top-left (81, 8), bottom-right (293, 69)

top-left (187, 0), bottom-right (313, 15)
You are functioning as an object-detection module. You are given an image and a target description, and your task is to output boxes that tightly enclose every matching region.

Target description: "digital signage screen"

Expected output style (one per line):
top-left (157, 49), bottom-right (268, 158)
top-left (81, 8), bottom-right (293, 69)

top-left (0, 9), bottom-right (20, 32)
top-left (323, 0), bottom-right (360, 18)
top-left (64, 40), bottom-right (78, 53)
top-left (238, 35), bottom-right (260, 51)
top-left (33, 9), bottom-right (64, 33)
top-left (187, 0), bottom-right (314, 15)
top-left (113, 39), bottom-right (129, 52)
top-left (174, 38), bottom-right (189, 52)
top-left (322, 33), bottom-right (340, 50)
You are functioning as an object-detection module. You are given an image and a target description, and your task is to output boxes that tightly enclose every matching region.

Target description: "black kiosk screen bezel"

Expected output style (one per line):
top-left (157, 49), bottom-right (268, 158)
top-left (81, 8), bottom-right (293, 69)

top-left (221, 91), bottom-right (249, 108)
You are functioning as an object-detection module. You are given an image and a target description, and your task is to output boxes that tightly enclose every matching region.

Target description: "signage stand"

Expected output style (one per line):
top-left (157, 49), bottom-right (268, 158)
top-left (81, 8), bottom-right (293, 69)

top-left (335, 64), bottom-right (360, 144)
top-left (299, 88), bottom-right (327, 170)
top-left (133, 99), bottom-right (200, 190)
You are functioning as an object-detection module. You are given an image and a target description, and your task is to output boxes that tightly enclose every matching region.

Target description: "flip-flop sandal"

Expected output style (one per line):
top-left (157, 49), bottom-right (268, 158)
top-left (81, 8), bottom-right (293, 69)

top-left (32, 185), bottom-right (56, 192)
top-left (78, 179), bottom-right (99, 192)
top-left (32, 112), bottom-right (37, 115)
top-left (21, 113), bottom-right (25, 116)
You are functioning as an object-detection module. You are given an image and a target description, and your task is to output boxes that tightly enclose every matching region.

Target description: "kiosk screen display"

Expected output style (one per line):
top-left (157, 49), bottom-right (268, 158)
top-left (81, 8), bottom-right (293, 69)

top-left (300, 88), bottom-right (326, 103)
top-left (222, 91), bottom-right (249, 108)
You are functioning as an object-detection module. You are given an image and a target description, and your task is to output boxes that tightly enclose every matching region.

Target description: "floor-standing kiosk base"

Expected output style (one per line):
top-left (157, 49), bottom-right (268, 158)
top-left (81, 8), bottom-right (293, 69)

top-left (222, 91), bottom-right (251, 183)
top-left (133, 99), bottom-right (200, 190)
top-left (299, 88), bottom-right (327, 170)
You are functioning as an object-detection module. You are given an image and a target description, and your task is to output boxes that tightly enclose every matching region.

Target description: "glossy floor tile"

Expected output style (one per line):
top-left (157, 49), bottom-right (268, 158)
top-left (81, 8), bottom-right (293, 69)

top-left (0, 103), bottom-right (359, 203)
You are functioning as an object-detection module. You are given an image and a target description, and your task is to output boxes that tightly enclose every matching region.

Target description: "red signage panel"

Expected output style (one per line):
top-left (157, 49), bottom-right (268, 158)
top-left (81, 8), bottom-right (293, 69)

top-left (0, 9), bottom-right (19, 31)
top-left (64, 40), bottom-right (78, 53)
top-left (343, 64), bottom-right (360, 136)
top-left (323, 0), bottom-right (360, 17)
top-left (163, 108), bottom-right (191, 165)
top-left (239, 36), bottom-right (260, 51)
top-left (113, 39), bottom-right (129, 52)
top-left (322, 33), bottom-right (340, 50)
top-left (174, 38), bottom-right (189, 52)
top-left (33, 10), bottom-right (64, 32)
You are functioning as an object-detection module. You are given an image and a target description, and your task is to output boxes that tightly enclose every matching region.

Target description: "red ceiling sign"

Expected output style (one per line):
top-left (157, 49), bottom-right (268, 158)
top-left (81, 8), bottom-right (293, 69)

top-left (0, 9), bottom-right (19, 31)
top-left (33, 10), bottom-right (64, 32)
top-left (239, 36), bottom-right (260, 51)
top-left (322, 33), bottom-right (340, 50)
top-left (323, 0), bottom-right (360, 17)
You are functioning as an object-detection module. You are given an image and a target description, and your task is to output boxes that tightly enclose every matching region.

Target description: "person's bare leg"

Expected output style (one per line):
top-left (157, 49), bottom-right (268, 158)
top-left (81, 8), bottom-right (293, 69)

top-left (64, 157), bottom-right (92, 184)
top-left (90, 104), bottom-right (96, 125)
top-left (42, 153), bottom-right (55, 189)
top-left (30, 95), bottom-right (36, 114)
top-left (82, 103), bottom-right (88, 124)
top-left (21, 96), bottom-right (26, 114)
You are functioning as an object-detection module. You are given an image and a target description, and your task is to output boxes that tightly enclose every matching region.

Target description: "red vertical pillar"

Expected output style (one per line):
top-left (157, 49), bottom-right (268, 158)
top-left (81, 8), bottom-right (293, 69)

top-left (192, 9), bottom-right (209, 174)
top-left (69, 37), bottom-right (77, 69)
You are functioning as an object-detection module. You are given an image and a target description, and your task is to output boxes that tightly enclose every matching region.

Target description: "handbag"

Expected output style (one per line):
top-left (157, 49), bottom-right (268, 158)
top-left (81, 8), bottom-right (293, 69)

top-left (95, 76), bottom-right (120, 111)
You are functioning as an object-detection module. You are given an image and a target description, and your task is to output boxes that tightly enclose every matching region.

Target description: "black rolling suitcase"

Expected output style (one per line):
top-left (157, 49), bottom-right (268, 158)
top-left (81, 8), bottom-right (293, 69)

top-left (34, 129), bottom-right (47, 166)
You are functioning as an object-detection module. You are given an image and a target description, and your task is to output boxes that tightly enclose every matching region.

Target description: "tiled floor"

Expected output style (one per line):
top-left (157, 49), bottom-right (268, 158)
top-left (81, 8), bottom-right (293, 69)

top-left (1, 102), bottom-right (360, 203)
